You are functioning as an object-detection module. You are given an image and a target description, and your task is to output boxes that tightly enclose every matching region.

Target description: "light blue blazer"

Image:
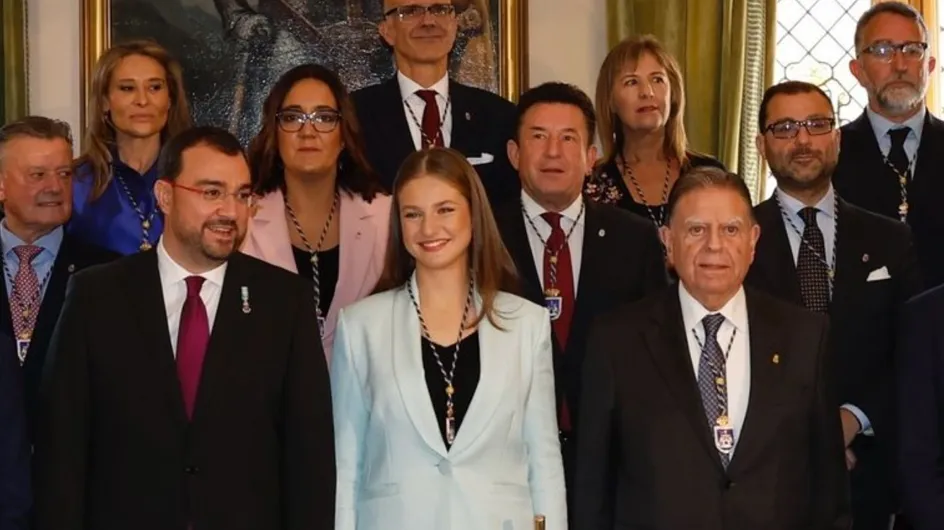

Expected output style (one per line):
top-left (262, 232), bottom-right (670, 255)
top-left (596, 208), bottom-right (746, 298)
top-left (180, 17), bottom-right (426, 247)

top-left (331, 275), bottom-right (567, 530)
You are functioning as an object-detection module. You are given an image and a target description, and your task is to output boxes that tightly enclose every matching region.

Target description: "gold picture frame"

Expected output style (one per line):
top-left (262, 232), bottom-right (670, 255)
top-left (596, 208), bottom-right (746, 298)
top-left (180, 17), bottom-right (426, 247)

top-left (80, 0), bottom-right (528, 139)
top-left (1, 0), bottom-right (28, 123)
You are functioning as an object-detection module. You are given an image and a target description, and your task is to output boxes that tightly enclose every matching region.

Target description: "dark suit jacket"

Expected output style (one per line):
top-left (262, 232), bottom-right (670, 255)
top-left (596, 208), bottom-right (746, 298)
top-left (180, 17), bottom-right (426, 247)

top-left (353, 77), bottom-right (519, 206)
top-left (0, 337), bottom-right (29, 530)
top-left (896, 284), bottom-right (944, 529)
top-left (34, 251), bottom-right (336, 530)
top-left (746, 196), bottom-right (921, 516)
top-left (833, 110), bottom-right (944, 289)
top-left (575, 285), bottom-right (851, 530)
top-left (0, 231), bottom-right (116, 440)
top-left (494, 198), bottom-right (668, 434)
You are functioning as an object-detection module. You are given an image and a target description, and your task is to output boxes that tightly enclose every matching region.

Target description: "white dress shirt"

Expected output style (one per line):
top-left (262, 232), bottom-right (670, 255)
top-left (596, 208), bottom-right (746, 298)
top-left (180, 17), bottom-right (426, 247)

top-left (678, 283), bottom-right (751, 455)
top-left (157, 239), bottom-right (226, 358)
top-left (776, 186), bottom-right (873, 435)
top-left (398, 70), bottom-right (452, 150)
top-left (520, 191), bottom-right (585, 296)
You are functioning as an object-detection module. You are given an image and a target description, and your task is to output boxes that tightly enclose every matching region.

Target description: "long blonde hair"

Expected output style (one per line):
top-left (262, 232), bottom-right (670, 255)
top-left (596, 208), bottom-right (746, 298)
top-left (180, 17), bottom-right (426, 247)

top-left (78, 40), bottom-right (192, 200)
top-left (595, 34), bottom-right (690, 167)
top-left (373, 148), bottom-right (519, 329)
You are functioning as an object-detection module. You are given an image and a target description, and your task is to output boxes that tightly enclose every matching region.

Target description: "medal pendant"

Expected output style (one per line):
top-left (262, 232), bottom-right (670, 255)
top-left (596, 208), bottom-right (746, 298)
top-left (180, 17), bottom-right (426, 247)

top-left (545, 295), bottom-right (563, 321)
top-left (16, 339), bottom-right (30, 365)
top-left (445, 415), bottom-right (456, 445)
top-left (139, 241), bottom-right (153, 252)
top-left (713, 424), bottom-right (735, 454)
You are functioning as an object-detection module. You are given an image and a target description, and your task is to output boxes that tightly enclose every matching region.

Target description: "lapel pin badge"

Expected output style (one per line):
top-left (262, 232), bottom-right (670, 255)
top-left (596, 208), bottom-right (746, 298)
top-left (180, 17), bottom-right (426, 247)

top-left (862, 253), bottom-right (869, 263)
top-left (240, 286), bottom-right (251, 314)
top-left (465, 111), bottom-right (471, 121)
top-left (67, 264), bottom-right (75, 273)
top-left (772, 353), bottom-right (780, 364)
top-left (598, 229), bottom-right (606, 237)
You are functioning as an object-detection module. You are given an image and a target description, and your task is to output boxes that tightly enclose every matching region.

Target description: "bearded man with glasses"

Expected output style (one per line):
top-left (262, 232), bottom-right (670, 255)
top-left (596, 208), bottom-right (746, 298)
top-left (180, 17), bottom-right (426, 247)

top-left (746, 80), bottom-right (922, 530)
top-left (353, 0), bottom-right (520, 208)
top-left (833, 1), bottom-right (944, 292)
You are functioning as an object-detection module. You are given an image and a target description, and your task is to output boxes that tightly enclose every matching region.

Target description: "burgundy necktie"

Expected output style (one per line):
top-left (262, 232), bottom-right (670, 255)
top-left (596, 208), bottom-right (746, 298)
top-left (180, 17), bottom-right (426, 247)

top-left (176, 276), bottom-right (209, 420)
top-left (415, 90), bottom-right (444, 148)
top-left (541, 212), bottom-right (575, 431)
top-left (10, 245), bottom-right (42, 363)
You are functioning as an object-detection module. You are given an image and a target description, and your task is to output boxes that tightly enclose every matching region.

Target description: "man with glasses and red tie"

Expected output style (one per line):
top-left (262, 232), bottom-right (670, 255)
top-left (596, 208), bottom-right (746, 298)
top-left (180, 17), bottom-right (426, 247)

top-left (833, 2), bottom-right (944, 290)
top-left (354, 0), bottom-right (519, 207)
top-left (34, 126), bottom-right (336, 530)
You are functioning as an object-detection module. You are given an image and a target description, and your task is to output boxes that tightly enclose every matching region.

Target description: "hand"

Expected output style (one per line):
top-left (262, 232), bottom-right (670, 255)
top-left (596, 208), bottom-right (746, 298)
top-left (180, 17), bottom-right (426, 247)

top-left (840, 408), bottom-right (861, 447)
top-left (845, 448), bottom-right (857, 471)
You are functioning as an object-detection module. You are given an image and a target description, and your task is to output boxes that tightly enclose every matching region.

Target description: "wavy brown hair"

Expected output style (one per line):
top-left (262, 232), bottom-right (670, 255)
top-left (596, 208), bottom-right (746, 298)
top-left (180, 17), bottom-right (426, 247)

top-left (77, 40), bottom-right (192, 200)
top-left (596, 34), bottom-right (690, 167)
top-left (248, 64), bottom-right (383, 201)
top-left (374, 147), bottom-right (519, 329)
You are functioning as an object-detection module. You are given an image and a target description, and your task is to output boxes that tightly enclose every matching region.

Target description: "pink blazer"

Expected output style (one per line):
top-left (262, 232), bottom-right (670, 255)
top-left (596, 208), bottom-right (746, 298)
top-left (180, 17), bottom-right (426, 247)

top-left (241, 189), bottom-right (391, 361)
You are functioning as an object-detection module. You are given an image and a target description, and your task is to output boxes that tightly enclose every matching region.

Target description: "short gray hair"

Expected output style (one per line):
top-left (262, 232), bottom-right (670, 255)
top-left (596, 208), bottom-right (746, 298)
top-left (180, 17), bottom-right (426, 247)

top-left (665, 166), bottom-right (755, 224)
top-left (0, 116), bottom-right (74, 161)
top-left (854, 2), bottom-right (928, 53)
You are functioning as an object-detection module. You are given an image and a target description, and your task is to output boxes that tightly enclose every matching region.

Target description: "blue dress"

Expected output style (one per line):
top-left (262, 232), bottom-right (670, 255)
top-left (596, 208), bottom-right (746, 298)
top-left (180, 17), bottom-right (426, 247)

top-left (69, 156), bottom-right (163, 256)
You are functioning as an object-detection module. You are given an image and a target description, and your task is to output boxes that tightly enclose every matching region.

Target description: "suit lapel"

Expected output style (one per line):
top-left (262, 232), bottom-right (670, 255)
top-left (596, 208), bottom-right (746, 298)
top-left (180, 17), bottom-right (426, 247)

top-left (246, 190), bottom-right (297, 273)
top-left (500, 202), bottom-right (544, 305)
top-left (571, 201), bottom-right (607, 348)
top-left (727, 290), bottom-right (785, 472)
top-left (644, 287), bottom-right (719, 464)
top-left (449, 82), bottom-right (475, 155)
top-left (191, 253), bottom-right (255, 425)
top-left (753, 200), bottom-right (802, 305)
top-left (123, 250), bottom-right (188, 425)
top-left (831, 200), bottom-right (868, 311)
top-left (381, 78), bottom-right (417, 164)
top-left (392, 278), bottom-right (448, 457)
top-left (448, 299), bottom-right (511, 458)
top-left (332, 193), bottom-right (378, 317)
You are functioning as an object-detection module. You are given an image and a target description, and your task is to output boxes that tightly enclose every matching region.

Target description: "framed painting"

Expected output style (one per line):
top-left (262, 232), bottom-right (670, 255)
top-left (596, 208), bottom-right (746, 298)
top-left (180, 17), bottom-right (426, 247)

top-left (81, 0), bottom-right (528, 145)
top-left (1, 0), bottom-right (28, 124)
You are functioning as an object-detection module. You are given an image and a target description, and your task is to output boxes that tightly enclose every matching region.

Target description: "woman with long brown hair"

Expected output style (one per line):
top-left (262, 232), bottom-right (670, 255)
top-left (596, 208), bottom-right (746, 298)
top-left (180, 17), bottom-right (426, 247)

top-left (70, 40), bottom-right (192, 255)
top-left (584, 35), bottom-right (724, 229)
top-left (331, 147), bottom-right (566, 530)
top-left (242, 63), bottom-right (389, 358)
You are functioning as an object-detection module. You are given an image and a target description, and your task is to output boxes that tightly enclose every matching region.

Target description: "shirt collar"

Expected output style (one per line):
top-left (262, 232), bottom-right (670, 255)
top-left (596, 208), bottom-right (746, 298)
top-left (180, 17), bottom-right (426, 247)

top-left (775, 184), bottom-right (836, 221)
top-left (678, 282), bottom-right (748, 336)
top-left (397, 70), bottom-right (449, 102)
top-left (520, 190), bottom-right (585, 225)
top-left (866, 105), bottom-right (926, 143)
top-left (0, 219), bottom-right (64, 262)
top-left (156, 237), bottom-right (227, 289)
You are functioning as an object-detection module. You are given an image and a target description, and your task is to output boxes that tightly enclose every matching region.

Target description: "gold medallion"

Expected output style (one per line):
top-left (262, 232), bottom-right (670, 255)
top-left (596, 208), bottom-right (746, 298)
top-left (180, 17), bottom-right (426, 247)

top-left (139, 241), bottom-right (153, 252)
top-left (445, 385), bottom-right (454, 397)
top-left (716, 415), bottom-right (729, 426)
top-left (549, 255), bottom-right (558, 264)
top-left (544, 287), bottom-right (560, 297)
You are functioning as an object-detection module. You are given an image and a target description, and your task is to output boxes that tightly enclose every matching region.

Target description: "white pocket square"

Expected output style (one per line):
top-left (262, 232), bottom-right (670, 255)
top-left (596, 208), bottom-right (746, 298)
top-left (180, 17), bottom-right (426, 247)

top-left (467, 153), bottom-right (494, 165)
top-left (866, 266), bottom-right (891, 282)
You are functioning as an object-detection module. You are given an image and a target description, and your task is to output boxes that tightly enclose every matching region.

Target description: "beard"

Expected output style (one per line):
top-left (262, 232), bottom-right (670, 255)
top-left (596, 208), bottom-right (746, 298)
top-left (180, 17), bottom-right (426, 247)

top-left (769, 147), bottom-right (836, 193)
top-left (177, 218), bottom-right (245, 265)
top-left (877, 77), bottom-right (927, 115)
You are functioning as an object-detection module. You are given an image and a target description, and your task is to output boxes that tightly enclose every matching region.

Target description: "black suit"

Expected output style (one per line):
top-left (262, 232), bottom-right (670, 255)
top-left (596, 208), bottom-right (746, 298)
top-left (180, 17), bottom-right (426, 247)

top-left (353, 77), bottom-right (519, 206)
top-left (746, 196), bottom-right (921, 528)
top-left (0, 333), bottom-right (29, 530)
top-left (494, 198), bottom-right (668, 522)
top-left (34, 251), bottom-right (336, 530)
top-left (833, 110), bottom-right (944, 289)
top-left (0, 231), bottom-right (116, 440)
top-left (575, 285), bottom-right (851, 530)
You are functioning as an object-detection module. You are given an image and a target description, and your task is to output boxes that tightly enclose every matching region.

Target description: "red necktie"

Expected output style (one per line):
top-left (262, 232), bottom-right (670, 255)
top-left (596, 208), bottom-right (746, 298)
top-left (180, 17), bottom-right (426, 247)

top-left (415, 90), bottom-right (444, 148)
top-left (177, 276), bottom-right (209, 420)
top-left (541, 212), bottom-right (575, 431)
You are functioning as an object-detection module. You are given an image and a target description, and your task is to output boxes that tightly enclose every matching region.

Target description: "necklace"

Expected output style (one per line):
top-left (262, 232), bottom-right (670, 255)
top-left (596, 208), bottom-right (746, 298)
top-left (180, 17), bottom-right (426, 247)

top-left (1, 248), bottom-right (55, 364)
top-left (115, 173), bottom-right (157, 251)
top-left (774, 190), bottom-right (839, 293)
top-left (692, 322), bottom-right (738, 455)
top-left (406, 276), bottom-right (474, 447)
top-left (403, 95), bottom-right (451, 148)
top-left (619, 154), bottom-right (671, 227)
top-left (879, 151), bottom-right (916, 222)
top-left (285, 192), bottom-right (339, 339)
top-left (521, 200), bottom-right (584, 319)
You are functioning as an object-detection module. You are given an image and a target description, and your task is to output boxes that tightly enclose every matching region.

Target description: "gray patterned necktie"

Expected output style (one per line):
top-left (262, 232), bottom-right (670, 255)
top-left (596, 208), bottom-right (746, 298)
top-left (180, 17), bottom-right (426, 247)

top-left (697, 313), bottom-right (730, 467)
top-left (797, 207), bottom-right (830, 313)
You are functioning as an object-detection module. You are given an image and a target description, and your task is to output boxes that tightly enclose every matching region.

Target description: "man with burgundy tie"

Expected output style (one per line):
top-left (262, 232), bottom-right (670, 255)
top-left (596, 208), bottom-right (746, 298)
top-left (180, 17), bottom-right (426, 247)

top-left (353, 0), bottom-right (518, 206)
top-left (493, 82), bottom-right (668, 523)
top-left (833, 2), bottom-right (944, 289)
top-left (576, 167), bottom-right (850, 530)
top-left (0, 116), bottom-right (116, 441)
top-left (35, 126), bottom-right (336, 530)
top-left (746, 81), bottom-right (921, 530)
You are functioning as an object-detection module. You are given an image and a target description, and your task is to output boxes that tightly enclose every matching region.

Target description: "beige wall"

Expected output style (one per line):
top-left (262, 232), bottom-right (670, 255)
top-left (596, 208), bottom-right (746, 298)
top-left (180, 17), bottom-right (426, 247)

top-left (26, 0), bottom-right (608, 153)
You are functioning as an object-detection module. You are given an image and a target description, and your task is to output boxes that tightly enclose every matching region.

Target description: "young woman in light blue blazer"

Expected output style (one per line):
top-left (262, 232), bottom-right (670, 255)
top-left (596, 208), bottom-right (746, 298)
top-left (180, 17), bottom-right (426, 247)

top-left (331, 147), bottom-right (567, 530)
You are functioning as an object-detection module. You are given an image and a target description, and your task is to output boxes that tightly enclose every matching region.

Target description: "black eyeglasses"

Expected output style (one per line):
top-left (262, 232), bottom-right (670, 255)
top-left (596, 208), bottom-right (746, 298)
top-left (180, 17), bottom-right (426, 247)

top-left (383, 3), bottom-right (456, 21)
top-left (861, 41), bottom-right (928, 62)
top-left (763, 117), bottom-right (836, 139)
top-left (275, 109), bottom-right (342, 133)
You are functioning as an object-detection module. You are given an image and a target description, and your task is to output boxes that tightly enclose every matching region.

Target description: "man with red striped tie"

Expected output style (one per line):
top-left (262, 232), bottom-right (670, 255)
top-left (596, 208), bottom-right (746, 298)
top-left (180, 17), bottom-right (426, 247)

top-left (34, 126), bottom-right (335, 530)
top-left (494, 82), bottom-right (668, 525)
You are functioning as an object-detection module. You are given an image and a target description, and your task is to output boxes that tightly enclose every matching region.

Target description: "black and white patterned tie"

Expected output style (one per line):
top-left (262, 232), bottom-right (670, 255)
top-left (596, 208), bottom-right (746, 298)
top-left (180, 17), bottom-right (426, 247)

top-left (697, 313), bottom-right (730, 468)
top-left (797, 207), bottom-right (830, 313)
